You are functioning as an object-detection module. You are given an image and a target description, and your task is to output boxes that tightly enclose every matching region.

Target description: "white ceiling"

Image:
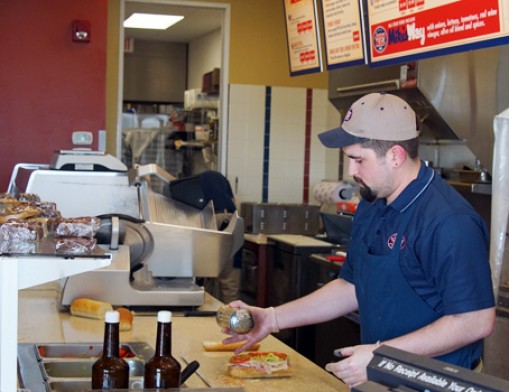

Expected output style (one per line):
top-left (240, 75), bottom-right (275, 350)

top-left (124, 1), bottom-right (223, 43)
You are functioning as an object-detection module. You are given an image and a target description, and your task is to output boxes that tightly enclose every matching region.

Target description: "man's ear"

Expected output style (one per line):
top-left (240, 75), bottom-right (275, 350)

top-left (389, 145), bottom-right (406, 168)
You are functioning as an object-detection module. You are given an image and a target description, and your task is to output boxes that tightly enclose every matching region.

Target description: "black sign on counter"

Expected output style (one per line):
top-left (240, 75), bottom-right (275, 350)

top-left (364, 345), bottom-right (509, 392)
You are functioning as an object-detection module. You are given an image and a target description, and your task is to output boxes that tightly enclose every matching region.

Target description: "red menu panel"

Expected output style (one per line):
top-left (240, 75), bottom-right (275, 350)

top-left (367, 0), bottom-right (509, 64)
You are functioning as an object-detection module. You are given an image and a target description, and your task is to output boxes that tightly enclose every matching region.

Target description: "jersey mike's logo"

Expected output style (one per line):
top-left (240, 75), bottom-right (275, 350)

top-left (388, 233), bottom-right (406, 250)
top-left (373, 26), bottom-right (388, 53)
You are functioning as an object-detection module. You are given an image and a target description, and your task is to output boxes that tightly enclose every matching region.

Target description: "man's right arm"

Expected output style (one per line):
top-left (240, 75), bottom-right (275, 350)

top-left (222, 278), bottom-right (358, 353)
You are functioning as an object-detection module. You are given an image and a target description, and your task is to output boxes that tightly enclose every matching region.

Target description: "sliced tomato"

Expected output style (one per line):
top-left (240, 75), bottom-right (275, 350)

top-left (229, 354), bottom-right (251, 364)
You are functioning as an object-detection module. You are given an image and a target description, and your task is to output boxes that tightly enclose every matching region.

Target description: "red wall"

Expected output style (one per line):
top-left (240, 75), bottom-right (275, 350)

top-left (0, 0), bottom-right (108, 190)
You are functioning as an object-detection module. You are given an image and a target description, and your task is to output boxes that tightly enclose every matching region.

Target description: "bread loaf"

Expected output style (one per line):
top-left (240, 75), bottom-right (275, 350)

top-left (70, 298), bottom-right (113, 319)
top-left (227, 365), bottom-right (293, 378)
top-left (203, 340), bottom-right (260, 352)
top-left (116, 307), bottom-right (133, 331)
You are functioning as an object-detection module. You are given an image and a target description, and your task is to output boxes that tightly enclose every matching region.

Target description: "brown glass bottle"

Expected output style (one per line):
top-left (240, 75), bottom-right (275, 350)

top-left (92, 310), bottom-right (129, 390)
top-left (144, 310), bottom-right (181, 389)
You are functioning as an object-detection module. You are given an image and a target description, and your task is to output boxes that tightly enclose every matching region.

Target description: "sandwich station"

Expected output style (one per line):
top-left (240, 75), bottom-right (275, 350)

top-left (4, 151), bottom-right (507, 392)
top-left (6, 151), bottom-right (347, 392)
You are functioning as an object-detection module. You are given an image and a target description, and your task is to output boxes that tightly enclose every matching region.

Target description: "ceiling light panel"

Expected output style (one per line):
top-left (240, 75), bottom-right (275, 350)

top-left (124, 13), bottom-right (184, 30)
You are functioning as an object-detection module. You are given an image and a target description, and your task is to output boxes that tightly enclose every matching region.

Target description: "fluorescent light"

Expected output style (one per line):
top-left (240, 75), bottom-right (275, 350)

top-left (124, 13), bottom-right (184, 30)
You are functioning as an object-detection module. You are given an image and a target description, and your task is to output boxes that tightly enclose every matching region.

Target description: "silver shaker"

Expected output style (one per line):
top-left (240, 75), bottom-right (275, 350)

top-left (216, 305), bottom-right (255, 334)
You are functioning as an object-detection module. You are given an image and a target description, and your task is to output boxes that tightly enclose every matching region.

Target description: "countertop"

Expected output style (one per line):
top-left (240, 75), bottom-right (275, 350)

top-left (266, 234), bottom-right (335, 248)
top-left (18, 282), bottom-right (348, 392)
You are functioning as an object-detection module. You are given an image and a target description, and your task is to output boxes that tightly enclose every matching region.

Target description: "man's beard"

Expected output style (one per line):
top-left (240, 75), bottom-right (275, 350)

top-left (353, 176), bottom-right (377, 203)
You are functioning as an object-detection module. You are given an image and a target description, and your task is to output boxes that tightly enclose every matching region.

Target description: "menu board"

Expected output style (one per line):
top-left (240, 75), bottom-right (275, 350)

top-left (366, 0), bottom-right (509, 65)
top-left (283, 0), bottom-right (323, 76)
top-left (321, 0), bottom-right (366, 69)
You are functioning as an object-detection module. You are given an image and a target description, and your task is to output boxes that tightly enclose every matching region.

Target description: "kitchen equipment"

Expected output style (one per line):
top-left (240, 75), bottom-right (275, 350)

top-left (18, 342), bottom-right (152, 392)
top-left (320, 212), bottom-right (354, 246)
top-left (328, 45), bottom-right (509, 174)
top-left (240, 202), bottom-right (320, 235)
top-left (17, 342), bottom-right (201, 392)
top-left (8, 150), bottom-right (244, 307)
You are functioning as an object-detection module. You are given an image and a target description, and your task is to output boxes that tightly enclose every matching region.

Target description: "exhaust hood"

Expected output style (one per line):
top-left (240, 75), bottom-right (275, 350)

top-left (328, 62), bottom-right (459, 142)
top-left (328, 44), bottom-right (509, 172)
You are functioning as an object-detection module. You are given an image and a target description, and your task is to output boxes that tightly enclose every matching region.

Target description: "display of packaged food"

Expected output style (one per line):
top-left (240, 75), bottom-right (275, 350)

top-left (0, 193), bottom-right (102, 255)
top-left (56, 217), bottom-right (101, 238)
top-left (54, 236), bottom-right (97, 254)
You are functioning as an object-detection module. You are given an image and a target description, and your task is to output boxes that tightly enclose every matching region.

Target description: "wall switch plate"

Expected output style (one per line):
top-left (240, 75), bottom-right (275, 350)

top-left (72, 131), bottom-right (93, 146)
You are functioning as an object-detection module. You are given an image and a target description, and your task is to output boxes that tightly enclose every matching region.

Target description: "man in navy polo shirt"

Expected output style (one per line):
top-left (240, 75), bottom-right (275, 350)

top-left (221, 92), bottom-right (495, 387)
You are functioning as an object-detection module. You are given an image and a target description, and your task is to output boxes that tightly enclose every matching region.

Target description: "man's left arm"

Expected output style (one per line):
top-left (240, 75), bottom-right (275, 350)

top-left (326, 307), bottom-right (495, 387)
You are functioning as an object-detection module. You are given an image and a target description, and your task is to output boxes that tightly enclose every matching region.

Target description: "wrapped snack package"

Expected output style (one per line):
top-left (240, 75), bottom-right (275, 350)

top-left (30, 203), bottom-right (62, 234)
top-left (0, 205), bottom-right (40, 224)
top-left (17, 193), bottom-right (41, 203)
top-left (55, 236), bottom-right (97, 254)
top-left (0, 240), bottom-right (36, 253)
top-left (56, 217), bottom-right (101, 238)
top-left (0, 221), bottom-right (44, 242)
top-left (35, 202), bottom-right (61, 218)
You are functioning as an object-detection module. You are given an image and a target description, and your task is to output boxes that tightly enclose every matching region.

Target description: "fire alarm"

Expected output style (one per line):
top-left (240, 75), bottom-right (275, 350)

top-left (72, 20), bottom-right (91, 43)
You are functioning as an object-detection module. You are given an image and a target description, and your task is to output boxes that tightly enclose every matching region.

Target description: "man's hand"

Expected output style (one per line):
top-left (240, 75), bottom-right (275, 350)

top-left (325, 342), bottom-right (379, 388)
top-left (221, 300), bottom-right (278, 354)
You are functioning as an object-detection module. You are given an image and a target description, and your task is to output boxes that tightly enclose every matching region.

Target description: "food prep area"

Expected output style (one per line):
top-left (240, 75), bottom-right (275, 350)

top-left (17, 283), bottom-right (349, 392)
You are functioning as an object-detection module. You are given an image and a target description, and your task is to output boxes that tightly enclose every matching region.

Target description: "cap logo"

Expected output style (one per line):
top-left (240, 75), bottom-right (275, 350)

top-left (344, 108), bottom-right (353, 122)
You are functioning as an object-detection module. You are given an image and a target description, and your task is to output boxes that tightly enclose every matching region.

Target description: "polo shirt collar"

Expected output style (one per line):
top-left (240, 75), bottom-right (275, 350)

top-left (388, 161), bottom-right (435, 213)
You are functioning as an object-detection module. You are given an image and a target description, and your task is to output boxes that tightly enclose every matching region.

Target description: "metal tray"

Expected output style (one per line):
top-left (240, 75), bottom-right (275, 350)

top-left (41, 359), bottom-right (144, 379)
top-left (18, 342), bottom-right (153, 392)
top-left (46, 379), bottom-right (144, 392)
top-left (35, 343), bottom-right (141, 361)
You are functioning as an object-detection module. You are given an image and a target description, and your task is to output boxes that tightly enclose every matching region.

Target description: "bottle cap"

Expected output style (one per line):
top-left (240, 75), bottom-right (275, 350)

top-left (158, 310), bottom-right (172, 323)
top-left (105, 310), bottom-right (120, 323)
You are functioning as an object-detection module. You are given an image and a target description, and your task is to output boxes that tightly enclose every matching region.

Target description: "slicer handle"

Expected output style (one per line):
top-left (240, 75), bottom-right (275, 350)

top-left (97, 213), bottom-right (145, 224)
top-left (110, 216), bottom-right (120, 250)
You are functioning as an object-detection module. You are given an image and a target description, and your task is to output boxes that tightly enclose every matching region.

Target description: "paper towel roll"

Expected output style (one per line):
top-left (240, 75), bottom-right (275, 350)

top-left (313, 181), bottom-right (355, 203)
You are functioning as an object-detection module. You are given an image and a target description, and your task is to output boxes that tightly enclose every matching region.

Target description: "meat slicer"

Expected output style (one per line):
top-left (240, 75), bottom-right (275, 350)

top-left (8, 150), bottom-right (244, 307)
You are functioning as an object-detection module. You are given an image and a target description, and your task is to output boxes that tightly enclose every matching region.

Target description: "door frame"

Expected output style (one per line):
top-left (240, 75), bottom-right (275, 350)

top-left (116, 0), bottom-right (231, 173)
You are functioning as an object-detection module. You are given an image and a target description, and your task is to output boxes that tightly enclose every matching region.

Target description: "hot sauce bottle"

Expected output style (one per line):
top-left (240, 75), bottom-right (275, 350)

top-left (144, 310), bottom-right (182, 389)
top-left (92, 310), bottom-right (129, 389)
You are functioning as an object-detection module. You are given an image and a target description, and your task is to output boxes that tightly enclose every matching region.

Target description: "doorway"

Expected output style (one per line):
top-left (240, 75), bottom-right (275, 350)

top-left (117, 0), bottom-right (230, 182)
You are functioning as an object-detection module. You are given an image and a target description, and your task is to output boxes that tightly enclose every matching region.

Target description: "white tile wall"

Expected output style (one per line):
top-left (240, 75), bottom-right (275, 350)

top-left (227, 84), bottom-right (342, 205)
top-left (227, 84), bottom-right (265, 203)
top-left (310, 89), bottom-right (341, 204)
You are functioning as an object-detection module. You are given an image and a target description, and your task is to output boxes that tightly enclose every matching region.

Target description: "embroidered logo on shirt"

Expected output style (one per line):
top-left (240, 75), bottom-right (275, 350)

top-left (388, 233), bottom-right (406, 250)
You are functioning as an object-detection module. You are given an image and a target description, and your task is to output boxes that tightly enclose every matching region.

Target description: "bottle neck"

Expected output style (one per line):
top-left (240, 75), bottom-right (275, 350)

top-left (102, 321), bottom-right (120, 358)
top-left (155, 321), bottom-right (172, 356)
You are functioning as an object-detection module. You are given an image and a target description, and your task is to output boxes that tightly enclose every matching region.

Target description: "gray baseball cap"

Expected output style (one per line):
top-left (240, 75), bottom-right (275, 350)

top-left (318, 92), bottom-right (419, 148)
